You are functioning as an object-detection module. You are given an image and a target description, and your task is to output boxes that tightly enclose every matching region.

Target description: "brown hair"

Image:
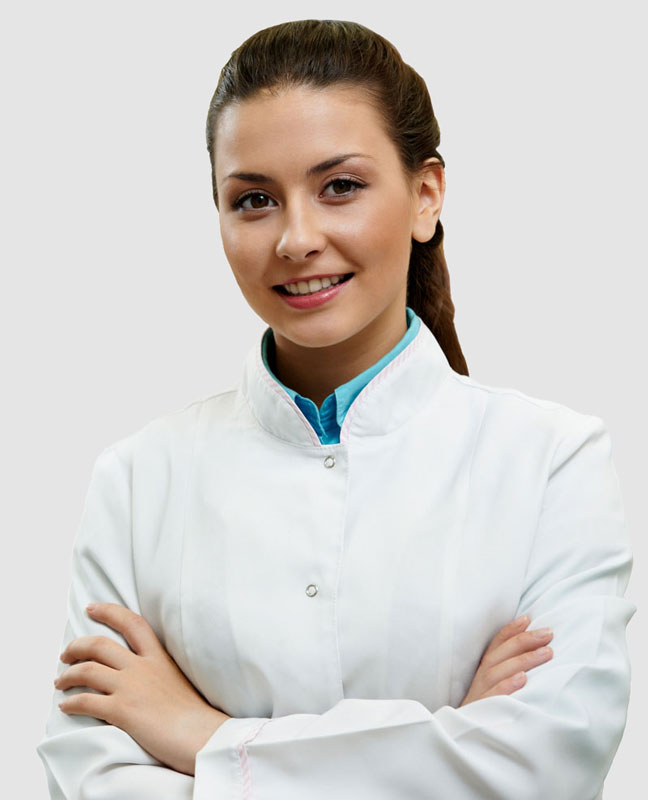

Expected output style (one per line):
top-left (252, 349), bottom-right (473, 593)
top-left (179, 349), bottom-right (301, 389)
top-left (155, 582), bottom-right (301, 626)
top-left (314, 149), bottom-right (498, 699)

top-left (205, 19), bottom-right (469, 375)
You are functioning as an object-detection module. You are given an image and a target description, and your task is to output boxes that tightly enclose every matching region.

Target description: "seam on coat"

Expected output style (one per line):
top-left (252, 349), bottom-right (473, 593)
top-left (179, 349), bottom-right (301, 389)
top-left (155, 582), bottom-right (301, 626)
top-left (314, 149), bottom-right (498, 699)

top-left (340, 331), bottom-right (425, 443)
top-left (439, 391), bottom-right (489, 704)
top-left (517, 418), bottom-right (580, 615)
top-left (331, 443), bottom-right (352, 698)
top-left (253, 345), bottom-right (322, 446)
top-left (103, 447), bottom-right (141, 615)
top-left (447, 369), bottom-right (601, 417)
top-left (176, 399), bottom-right (204, 688)
top-left (170, 388), bottom-right (238, 418)
top-left (238, 719), bottom-right (271, 798)
top-left (517, 414), bottom-right (604, 618)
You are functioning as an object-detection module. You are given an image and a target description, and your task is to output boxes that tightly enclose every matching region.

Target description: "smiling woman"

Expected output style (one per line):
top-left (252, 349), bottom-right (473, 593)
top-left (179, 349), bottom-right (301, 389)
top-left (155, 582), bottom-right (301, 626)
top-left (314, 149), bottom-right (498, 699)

top-left (37, 18), bottom-right (635, 800)
top-left (210, 81), bottom-right (448, 404)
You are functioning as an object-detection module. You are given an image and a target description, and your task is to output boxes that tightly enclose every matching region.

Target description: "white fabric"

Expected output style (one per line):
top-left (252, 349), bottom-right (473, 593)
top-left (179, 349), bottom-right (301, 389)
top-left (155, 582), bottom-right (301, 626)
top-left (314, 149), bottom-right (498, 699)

top-left (37, 320), bottom-right (635, 799)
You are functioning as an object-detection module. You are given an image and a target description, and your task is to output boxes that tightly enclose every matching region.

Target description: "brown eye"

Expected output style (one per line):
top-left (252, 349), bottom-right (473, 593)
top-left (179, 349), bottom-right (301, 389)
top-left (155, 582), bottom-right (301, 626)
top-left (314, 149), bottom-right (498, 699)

top-left (332, 180), bottom-right (353, 194)
top-left (322, 178), bottom-right (366, 197)
top-left (249, 193), bottom-right (269, 209)
top-left (233, 192), bottom-right (276, 211)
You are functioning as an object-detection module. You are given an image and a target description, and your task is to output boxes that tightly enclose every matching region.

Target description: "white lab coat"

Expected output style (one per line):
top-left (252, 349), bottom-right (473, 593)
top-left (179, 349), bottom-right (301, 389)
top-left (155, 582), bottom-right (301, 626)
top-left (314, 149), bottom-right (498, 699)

top-left (37, 320), bottom-right (636, 799)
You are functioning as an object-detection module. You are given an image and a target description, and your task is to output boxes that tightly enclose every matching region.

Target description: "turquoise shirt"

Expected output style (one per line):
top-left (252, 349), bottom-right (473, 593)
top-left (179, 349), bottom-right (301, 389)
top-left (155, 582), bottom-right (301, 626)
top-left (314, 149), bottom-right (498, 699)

top-left (261, 307), bottom-right (421, 444)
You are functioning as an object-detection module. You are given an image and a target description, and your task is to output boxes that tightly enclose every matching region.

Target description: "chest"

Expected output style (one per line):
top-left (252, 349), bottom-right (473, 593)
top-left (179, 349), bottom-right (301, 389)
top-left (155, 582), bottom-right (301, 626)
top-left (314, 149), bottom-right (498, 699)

top-left (135, 415), bottom-right (546, 719)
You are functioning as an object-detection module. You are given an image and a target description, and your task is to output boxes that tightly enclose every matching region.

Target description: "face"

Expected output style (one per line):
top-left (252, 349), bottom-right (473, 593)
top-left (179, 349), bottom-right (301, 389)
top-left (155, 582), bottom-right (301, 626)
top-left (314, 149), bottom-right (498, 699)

top-left (212, 84), bottom-right (444, 355)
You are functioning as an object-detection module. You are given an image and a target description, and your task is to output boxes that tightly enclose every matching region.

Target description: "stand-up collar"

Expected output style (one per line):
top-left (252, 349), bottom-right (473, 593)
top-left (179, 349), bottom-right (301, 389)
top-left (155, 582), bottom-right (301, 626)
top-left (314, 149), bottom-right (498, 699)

top-left (237, 320), bottom-right (454, 447)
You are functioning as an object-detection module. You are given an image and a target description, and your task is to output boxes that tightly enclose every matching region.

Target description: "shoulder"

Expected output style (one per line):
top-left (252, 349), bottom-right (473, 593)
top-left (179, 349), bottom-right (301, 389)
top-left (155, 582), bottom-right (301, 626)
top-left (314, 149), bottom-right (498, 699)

top-left (444, 369), bottom-right (607, 460)
top-left (94, 388), bottom-right (240, 473)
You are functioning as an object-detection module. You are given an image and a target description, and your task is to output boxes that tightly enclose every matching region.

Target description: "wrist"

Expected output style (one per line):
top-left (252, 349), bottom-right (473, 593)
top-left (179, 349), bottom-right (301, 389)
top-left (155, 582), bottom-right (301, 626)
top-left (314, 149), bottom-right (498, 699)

top-left (185, 708), bottom-right (231, 776)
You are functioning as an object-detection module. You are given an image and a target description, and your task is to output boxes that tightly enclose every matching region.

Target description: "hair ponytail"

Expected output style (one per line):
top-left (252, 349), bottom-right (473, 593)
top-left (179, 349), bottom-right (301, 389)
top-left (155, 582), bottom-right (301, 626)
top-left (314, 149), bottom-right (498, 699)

top-left (207, 19), bottom-right (469, 375)
top-left (408, 221), bottom-right (469, 375)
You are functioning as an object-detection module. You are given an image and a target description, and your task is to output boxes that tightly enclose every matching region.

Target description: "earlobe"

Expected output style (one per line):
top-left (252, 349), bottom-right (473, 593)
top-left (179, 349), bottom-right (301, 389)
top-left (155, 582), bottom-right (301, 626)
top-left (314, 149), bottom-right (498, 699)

top-left (411, 158), bottom-right (445, 243)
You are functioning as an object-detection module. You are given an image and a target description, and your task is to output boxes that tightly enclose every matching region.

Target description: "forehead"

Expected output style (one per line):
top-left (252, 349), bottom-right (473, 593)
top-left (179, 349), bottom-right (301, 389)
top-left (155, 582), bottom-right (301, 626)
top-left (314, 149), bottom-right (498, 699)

top-left (213, 84), bottom-right (395, 177)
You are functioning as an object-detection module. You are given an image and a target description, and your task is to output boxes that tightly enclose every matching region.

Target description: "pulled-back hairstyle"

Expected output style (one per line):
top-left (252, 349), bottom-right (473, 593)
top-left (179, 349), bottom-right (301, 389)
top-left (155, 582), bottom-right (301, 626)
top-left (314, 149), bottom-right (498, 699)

top-left (206, 19), bottom-right (468, 375)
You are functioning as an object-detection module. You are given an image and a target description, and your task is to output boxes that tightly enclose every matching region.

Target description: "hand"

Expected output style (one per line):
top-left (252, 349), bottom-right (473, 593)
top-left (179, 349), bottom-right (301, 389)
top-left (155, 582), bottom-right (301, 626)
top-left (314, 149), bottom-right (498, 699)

top-left (55, 602), bottom-right (231, 776)
top-left (459, 615), bottom-right (554, 707)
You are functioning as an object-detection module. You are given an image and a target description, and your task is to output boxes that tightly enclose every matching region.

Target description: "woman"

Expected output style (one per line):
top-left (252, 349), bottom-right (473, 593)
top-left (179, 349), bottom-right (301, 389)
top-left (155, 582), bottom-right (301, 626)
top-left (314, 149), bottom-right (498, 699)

top-left (37, 19), bottom-right (635, 799)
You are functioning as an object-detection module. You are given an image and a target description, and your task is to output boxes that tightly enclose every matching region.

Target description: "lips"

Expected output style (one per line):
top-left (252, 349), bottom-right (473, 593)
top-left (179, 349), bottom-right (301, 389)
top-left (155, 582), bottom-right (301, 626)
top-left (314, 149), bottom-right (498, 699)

top-left (274, 272), bottom-right (354, 309)
top-left (274, 273), bottom-right (354, 296)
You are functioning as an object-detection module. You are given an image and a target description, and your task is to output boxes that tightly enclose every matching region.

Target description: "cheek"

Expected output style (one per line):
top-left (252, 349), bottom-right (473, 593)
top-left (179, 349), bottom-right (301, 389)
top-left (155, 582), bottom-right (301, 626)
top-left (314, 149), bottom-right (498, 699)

top-left (353, 196), bottom-right (413, 264)
top-left (220, 226), bottom-right (267, 288)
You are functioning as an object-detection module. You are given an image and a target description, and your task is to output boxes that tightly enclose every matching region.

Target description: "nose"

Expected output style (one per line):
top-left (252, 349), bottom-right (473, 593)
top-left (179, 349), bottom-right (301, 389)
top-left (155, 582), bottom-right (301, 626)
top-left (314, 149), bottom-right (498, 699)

top-left (275, 195), bottom-right (326, 262)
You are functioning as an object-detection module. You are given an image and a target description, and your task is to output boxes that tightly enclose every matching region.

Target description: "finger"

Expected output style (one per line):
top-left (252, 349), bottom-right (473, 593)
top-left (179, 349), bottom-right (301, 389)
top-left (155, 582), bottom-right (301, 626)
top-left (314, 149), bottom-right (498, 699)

top-left (56, 661), bottom-right (119, 694)
top-left (480, 670), bottom-right (528, 699)
top-left (58, 690), bottom-right (114, 724)
top-left (483, 616), bottom-right (531, 656)
top-left (485, 645), bottom-right (554, 689)
top-left (61, 634), bottom-right (133, 670)
top-left (484, 627), bottom-right (554, 670)
top-left (86, 602), bottom-right (159, 656)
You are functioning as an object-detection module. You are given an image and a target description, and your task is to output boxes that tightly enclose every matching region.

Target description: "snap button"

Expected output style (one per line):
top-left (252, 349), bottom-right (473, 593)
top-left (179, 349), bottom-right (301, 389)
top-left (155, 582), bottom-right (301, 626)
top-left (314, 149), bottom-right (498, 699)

top-left (305, 584), bottom-right (318, 597)
top-left (323, 455), bottom-right (336, 469)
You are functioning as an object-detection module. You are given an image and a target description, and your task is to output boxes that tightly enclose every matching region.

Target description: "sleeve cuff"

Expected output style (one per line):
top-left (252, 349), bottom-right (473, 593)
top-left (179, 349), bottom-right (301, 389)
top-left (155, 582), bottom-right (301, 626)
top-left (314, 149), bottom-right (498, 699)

top-left (194, 716), bottom-right (270, 799)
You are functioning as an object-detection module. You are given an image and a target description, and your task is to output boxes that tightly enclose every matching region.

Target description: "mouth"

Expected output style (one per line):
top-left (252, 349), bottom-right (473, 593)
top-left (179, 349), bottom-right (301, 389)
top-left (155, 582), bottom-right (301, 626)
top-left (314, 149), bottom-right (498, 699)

top-left (274, 272), bottom-right (355, 297)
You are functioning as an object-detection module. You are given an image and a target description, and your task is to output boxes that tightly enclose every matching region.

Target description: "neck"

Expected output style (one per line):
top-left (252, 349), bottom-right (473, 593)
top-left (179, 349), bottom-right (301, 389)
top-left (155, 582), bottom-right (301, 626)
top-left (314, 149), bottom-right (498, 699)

top-left (271, 305), bottom-right (409, 408)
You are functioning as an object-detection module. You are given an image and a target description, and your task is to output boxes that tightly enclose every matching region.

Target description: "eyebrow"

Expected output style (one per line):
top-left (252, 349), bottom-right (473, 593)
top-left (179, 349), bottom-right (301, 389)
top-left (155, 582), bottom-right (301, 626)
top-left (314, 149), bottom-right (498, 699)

top-left (225, 153), bottom-right (373, 183)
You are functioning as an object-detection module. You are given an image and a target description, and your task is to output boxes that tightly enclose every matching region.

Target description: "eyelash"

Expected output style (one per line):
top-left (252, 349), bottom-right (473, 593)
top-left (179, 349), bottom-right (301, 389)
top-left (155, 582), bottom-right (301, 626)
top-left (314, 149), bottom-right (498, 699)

top-left (231, 177), bottom-right (367, 211)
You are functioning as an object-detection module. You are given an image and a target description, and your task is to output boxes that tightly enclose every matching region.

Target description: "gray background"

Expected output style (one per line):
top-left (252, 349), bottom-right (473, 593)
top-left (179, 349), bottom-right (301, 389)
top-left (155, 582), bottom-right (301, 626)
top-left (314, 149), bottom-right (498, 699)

top-left (2, 1), bottom-right (644, 796)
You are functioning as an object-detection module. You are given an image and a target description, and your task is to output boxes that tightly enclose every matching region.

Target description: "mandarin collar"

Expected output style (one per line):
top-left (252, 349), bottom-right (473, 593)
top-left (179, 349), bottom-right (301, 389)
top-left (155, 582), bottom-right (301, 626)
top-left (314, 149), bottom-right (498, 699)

top-left (237, 320), bottom-right (454, 447)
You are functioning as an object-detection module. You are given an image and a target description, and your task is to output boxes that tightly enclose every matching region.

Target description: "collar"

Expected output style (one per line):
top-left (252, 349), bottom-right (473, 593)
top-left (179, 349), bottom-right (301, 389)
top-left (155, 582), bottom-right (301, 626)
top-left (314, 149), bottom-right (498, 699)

top-left (259, 307), bottom-right (421, 444)
top-left (238, 318), bottom-right (454, 447)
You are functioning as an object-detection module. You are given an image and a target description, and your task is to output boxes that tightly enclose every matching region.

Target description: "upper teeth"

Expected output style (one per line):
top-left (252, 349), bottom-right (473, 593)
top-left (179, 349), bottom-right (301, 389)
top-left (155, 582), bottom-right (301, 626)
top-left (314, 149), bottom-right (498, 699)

top-left (283, 275), bottom-right (343, 295)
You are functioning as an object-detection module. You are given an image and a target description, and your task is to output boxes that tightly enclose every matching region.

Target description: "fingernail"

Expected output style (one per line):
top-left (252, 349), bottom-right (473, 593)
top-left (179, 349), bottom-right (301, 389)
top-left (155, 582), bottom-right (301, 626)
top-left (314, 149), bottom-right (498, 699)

top-left (515, 615), bottom-right (529, 626)
top-left (86, 603), bottom-right (97, 612)
top-left (512, 672), bottom-right (526, 687)
top-left (532, 627), bottom-right (552, 639)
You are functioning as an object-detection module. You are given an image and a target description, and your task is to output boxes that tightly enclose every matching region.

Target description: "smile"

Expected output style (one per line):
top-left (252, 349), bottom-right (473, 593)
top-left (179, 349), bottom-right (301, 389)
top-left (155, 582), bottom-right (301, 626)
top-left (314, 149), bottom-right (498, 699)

top-left (275, 273), bottom-right (354, 296)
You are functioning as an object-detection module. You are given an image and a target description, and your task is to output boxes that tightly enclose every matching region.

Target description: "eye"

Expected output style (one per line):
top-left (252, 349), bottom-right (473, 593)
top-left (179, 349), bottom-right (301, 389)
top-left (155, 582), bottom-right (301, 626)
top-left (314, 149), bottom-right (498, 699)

top-left (322, 177), bottom-right (366, 197)
top-left (231, 177), bottom-right (366, 212)
top-left (232, 192), bottom-right (277, 211)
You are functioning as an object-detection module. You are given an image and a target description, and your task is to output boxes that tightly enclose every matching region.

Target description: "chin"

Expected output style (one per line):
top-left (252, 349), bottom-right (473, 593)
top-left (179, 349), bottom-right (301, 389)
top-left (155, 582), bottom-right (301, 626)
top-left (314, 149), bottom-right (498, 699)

top-left (274, 316), bottom-right (360, 350)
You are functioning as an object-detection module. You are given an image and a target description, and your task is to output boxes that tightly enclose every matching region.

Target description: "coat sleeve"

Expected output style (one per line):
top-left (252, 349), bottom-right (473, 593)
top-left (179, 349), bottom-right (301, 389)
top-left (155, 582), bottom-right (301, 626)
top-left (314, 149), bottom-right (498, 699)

top-left (36, 446), bottom-right (195, 799)
top-left (192, 414), bottom-right (636, 800)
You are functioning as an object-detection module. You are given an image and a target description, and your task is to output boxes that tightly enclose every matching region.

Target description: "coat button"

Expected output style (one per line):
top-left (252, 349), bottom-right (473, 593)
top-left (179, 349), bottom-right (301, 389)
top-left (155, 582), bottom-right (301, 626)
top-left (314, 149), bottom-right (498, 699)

top-left (323, 455), bottom-right (336, 469)
top-left (305, 584), bottom-right (318, 597)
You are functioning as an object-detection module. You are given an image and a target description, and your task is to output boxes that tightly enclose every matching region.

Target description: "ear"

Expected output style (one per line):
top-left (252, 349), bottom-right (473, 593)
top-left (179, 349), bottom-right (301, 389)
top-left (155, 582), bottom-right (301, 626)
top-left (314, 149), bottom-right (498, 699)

top-left (410, 158), bottom-right (445, 243)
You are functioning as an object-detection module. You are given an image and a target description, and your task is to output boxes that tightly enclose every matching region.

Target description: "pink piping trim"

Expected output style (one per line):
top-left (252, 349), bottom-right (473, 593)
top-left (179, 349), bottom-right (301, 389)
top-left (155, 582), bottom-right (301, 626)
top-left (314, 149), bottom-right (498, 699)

top-left (340, 332), bottom-right (425, 444)
top-left (254, 345), bottom-right (321, 446)
top-left (238, 719), bottom-right (271, 798)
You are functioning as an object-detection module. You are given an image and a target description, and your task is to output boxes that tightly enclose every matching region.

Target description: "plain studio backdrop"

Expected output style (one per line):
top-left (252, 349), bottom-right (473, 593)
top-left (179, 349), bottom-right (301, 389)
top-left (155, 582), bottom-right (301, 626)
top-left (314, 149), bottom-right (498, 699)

top-left (1, 1), bottom-right (645, 796)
